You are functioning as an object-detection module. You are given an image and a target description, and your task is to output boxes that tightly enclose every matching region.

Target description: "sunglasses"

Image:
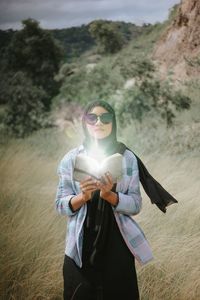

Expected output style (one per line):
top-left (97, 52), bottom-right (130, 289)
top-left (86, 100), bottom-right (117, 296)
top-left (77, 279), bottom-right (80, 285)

top-left (84, 113), bottom-right (113, 125)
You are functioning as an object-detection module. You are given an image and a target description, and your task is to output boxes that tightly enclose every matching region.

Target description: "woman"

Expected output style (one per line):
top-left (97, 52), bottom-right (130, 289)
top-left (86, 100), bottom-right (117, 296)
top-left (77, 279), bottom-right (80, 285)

top-left (55, 100), bottom-right (177, 300)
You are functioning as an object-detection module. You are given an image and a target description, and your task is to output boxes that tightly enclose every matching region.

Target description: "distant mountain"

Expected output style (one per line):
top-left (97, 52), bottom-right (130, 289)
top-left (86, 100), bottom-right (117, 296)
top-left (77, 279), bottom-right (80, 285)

top-left (0, 21), bottom-right (148, 62)
top-left (50, 25), bottom-right (95, 61)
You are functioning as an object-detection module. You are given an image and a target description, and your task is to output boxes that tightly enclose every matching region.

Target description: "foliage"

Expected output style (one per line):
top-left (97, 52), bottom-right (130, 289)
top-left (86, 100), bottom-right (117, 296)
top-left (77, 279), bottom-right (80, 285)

top-left (0, 70), bottom-right (15, 105)
top-left (2, 18), bottom-right (64, 110)
top-left (168, 4), bottom-right (180, 23)
top-left (0, 29), bottom-right (15, 53)
top-left (53, 65), bottom-right (88, 106)
top-left (184, 56), bottom-right (200, 68)
top-left (0, 22), bottom-right (144, 62)
top-left (51, 25), bottom-right (95, 61)
top-left (0, 12), bottom-right (192, 134)
top-left (54, 46), bottom-right (191, 128)
top-left (110, 56), bottom-right (191, 127)
top-left (4, 72), bottom-right (49, 138)
top-left (115, 76), bottom-right (192, 127)
top-left (52, 13), bottom-right (192, 128)
top-left (119, 57), bottom-right (155, 80)
top-left (115, 86), bottom-right (151, 123)
top-left (89, 20), bottom-right (124, 54)
top-left (54, 60), bottom-right (124, 106)
top-left (54, 62), bottom-right (78, 82)
top-left (86, 62), bottom-right (124, 97)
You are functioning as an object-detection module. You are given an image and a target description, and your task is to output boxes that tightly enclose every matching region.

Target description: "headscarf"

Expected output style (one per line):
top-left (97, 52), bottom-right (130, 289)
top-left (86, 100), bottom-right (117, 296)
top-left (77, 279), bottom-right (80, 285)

top-left (82, 100), bottom-right (122, 268)
top-left (82, 99), bottom-right (118, 155)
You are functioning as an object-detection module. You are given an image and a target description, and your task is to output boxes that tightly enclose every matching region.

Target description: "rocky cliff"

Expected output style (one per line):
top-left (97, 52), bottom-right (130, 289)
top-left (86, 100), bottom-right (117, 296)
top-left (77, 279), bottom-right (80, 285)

top-left (153, 0), bottom-right (200, 80)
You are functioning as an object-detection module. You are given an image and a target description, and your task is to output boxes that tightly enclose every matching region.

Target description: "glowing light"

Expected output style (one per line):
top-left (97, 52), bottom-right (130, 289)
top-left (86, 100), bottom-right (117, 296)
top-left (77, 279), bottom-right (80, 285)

top-left (88, 136), bottom-right (106, 162)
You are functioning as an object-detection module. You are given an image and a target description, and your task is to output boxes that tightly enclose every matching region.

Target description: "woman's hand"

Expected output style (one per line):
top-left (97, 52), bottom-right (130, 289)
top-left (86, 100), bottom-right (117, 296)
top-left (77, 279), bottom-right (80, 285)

top-left (80, 176), bottom-right (99, 202)
top-left (98, 172), bottom-right (114, 198)
top-left (98, 172), bottom-right (118, 206)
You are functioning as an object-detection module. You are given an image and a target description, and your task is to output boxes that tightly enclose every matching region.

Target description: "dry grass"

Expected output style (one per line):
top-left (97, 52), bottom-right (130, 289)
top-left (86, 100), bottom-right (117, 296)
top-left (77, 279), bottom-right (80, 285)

top-left (135, 154), bottom-right (200, 300)
top-left (0, 125), bottom-right (199, 300)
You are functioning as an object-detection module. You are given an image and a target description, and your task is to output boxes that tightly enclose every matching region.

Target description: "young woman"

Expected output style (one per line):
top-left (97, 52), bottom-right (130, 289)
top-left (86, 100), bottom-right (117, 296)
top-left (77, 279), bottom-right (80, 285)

top-left (55, 100), bottom-right (177, 300)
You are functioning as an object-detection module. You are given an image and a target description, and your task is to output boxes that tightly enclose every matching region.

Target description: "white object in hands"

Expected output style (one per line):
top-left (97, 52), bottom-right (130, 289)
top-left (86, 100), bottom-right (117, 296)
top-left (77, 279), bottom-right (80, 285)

top-left (73, 153), bottom-right (123, 183)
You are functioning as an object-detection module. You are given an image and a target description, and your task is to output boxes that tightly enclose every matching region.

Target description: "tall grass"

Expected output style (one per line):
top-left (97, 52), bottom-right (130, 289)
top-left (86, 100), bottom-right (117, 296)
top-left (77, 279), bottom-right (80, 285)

top-left (0, 119), bottom-right (199, 299)
top-left (136, 154), bottom-right (200, 300)
top-left (0, 127), bottom-right (80, 300)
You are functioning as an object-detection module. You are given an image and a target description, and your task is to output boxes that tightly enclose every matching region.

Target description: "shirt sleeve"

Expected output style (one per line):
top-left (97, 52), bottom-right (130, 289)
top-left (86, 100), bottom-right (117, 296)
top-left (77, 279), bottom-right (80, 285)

top-left (113, 151), bottom-right (142, 216)
top-left (55, 152), bottom-right (78, 216)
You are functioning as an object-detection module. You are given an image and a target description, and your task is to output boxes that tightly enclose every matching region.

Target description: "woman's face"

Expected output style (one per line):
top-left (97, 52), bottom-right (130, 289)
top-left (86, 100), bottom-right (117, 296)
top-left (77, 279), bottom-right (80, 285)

top-left (85, 106), bottom-right (113, 140)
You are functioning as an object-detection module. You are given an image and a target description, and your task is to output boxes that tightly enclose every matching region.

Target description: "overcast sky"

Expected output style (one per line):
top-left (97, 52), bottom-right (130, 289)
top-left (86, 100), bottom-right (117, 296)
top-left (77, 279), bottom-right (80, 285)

top-left (0, 0), bottom-right (181, 30)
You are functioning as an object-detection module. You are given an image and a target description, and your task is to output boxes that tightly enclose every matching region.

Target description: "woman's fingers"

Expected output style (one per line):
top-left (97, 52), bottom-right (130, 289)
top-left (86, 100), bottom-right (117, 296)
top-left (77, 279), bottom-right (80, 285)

top-left (80, 173), bottom-right (113, 196)
top-left (105, 172), bottom-right (113, 185)
top-left (80, 176), bottom-right (96, 185)
top-left (81, 184), bottom-right (98, 192)
top-left (100, 172), bottom-right (113, 186)
top-left (80, 177), bottom-right (99, 192)
top-left (80, 181), bottom-right (97, 188)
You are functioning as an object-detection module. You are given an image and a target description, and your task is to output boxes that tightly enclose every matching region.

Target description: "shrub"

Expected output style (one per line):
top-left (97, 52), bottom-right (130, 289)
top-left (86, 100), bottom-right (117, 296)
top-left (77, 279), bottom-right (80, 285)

top-left (114, 79), bottom-right (192, 127)
top-left (4, 72), bottom-right (49, 138)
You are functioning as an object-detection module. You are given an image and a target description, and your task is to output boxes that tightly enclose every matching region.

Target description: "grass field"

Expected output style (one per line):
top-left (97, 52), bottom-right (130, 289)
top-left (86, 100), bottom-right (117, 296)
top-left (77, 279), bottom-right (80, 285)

top-left (0, 119), bottom-right (199, 300)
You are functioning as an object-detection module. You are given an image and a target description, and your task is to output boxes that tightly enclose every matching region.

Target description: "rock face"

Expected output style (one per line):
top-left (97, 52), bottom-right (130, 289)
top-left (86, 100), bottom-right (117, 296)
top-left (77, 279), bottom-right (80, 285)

top-left (153, 0), bottom-right (200, 80)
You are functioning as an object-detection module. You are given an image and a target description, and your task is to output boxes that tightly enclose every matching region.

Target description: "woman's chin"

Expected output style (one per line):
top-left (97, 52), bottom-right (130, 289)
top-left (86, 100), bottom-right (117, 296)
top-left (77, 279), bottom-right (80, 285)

top-left (93, 133), bottom-right (108, 139)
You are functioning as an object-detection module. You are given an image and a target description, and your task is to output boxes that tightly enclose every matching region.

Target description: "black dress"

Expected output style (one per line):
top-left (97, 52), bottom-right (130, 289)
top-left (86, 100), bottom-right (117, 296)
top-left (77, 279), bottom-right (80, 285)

top-left (63, 201), bottom-right (140, 300)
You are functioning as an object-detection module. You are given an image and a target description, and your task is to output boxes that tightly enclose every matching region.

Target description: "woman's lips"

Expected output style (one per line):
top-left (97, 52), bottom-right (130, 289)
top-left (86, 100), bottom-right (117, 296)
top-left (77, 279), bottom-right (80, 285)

top-left (94, 128), bottom-right (104, 132)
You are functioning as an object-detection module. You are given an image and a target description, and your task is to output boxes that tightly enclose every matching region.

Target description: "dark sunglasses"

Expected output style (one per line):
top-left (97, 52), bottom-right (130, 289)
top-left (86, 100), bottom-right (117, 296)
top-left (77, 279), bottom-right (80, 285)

top-left (84, 113), bottom-right (113, 125)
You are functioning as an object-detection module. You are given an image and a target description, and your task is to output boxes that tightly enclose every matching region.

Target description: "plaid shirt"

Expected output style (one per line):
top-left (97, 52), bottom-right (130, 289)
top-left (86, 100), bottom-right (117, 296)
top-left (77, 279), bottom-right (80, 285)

top-left (55, 145), bottom-right (153, 267)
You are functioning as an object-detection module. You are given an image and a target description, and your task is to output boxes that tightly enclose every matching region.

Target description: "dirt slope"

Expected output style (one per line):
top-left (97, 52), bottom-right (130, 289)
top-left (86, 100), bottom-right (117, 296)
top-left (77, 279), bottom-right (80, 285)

top-left (153, 0), bottom-right (200, 80)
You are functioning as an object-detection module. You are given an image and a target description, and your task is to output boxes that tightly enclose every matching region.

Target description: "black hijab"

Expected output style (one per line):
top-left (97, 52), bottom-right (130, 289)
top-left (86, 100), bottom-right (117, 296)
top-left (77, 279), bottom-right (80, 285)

top-left (82, 100), bottom-right (122, 267)
top-left (81, 100), bottom-right (178, 267)
top-left (82, 100), bottom-right (119, 155)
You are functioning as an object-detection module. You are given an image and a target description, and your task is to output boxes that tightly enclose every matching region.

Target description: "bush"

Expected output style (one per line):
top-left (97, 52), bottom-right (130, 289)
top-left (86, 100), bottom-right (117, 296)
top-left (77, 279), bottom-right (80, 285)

top-left (4, 72), bottom-right (49, 138)
top-left (114, 78), bottom-right (192, 127)
top-left (54, 61), bottom-right (124, 107)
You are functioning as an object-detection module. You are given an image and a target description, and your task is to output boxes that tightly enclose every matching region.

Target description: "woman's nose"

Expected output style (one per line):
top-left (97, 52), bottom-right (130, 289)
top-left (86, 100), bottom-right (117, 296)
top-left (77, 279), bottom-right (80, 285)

top-left (95, 117), bottom-right (102, 125)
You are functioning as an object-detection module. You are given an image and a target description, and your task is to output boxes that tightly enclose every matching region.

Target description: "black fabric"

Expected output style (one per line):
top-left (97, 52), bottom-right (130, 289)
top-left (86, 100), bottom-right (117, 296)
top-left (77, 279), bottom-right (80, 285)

top-left (83, 140), bottom-right (123, 269)
top-left (82, 184), bottom-right (117, 270)
top-left (63, 255), bottom-right (96, 300)
top-left (108, 142), bottom-right (178, 213)
top-left (63, 207), bottom-right (139, 300)
top-left (124, 144), bottom-right (178, 213)
top-left (81, 100), bottom-right (123, 269)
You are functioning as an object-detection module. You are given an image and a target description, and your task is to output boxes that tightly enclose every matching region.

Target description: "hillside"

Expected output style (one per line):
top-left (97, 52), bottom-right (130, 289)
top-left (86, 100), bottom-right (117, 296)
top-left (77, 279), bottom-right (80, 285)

top-left (153, 0), bottom-right (200, 80)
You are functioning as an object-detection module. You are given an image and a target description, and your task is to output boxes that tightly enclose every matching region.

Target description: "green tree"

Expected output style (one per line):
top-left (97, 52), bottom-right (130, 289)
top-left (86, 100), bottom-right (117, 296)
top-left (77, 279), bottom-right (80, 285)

top-left (0, 70), bottom-right (15, 105)
top-left (116, 79), bottom-right (191, 127)
top-left (116, 58), bottom-right (191, 127)
top-left (3, 18), bottom-right (64, 110)
top-left (89, 20), bottom-right (124, 54)
top-left (4, 72), bottom-right (49, 138)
